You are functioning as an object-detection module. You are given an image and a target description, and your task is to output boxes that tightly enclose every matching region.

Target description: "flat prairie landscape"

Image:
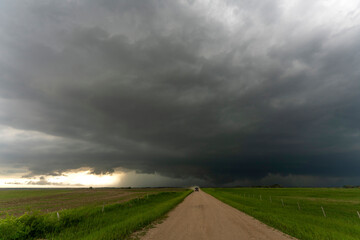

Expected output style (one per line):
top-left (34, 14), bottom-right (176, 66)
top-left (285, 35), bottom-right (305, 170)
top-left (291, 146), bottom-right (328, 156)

top-left (204, 188), bottom-right (360, 240)
top-left (0, 188), bottom-right (185, 217)
top-left (2, 188), bottom-right (360, 240)
top-left (0, 188), bottom-right (191, 240)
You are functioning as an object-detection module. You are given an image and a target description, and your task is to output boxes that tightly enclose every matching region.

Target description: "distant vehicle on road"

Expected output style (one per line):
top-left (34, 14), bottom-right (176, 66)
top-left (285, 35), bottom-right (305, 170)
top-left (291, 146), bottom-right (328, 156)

top-left (194, 187), bottom-right (199, 191)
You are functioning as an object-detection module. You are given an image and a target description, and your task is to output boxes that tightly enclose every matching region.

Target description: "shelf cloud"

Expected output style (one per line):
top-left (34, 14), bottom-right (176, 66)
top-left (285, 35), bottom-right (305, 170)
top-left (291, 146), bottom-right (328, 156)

top-left (1, 0), bottom-right (360, 186)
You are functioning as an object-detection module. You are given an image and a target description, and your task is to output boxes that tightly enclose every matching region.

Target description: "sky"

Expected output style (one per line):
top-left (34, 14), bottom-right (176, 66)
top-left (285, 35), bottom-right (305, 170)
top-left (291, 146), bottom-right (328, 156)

top-left (0, 0), bottom-right (360, 188)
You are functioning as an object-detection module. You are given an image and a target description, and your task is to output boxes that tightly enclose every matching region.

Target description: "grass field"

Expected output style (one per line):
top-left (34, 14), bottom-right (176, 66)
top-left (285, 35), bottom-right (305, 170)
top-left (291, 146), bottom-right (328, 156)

top-left (203, 188), bottom-right (360, 240)
top-left (0, 188), bottom-right (191, 240)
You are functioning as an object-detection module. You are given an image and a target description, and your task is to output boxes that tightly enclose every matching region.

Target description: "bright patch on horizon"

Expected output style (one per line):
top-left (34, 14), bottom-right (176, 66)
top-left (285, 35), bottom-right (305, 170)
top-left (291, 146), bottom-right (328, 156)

top-left (0, 169), bottom-right (123, 188)
top-left (47, 170), bottom-right (122, 186)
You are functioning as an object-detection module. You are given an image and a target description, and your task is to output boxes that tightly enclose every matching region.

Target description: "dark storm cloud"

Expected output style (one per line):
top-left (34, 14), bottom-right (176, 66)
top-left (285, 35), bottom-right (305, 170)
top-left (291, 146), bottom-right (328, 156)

top-left (1, 0), bottom-right (360, 186)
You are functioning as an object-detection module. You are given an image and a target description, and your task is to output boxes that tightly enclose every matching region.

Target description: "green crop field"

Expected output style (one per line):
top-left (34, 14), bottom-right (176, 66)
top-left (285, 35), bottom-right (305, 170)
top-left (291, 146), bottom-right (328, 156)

top-left (0, 188), bottom-right (191, 240)
top-left (203, 188), bottom-right (360, 240)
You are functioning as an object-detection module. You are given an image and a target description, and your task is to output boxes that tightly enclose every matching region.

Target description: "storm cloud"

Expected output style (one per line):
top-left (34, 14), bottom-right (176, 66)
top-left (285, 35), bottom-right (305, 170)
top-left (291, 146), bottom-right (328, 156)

top-left (1, 0), bottom-right (360, 186)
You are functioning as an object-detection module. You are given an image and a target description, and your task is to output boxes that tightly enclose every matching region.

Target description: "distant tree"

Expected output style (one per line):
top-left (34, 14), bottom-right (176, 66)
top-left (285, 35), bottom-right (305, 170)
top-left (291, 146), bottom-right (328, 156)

top-left (89, 186), bottom-right (93, 189)
top-left (270, 184), bottom-right (282, 188)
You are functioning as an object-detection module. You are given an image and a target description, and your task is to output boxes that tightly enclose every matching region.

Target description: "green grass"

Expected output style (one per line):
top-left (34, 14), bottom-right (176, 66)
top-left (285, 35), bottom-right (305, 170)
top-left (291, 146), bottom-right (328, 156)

top-left (203, 188), bottom-right (360, 240)
top-left (0, 190), bottom-right (191, 240)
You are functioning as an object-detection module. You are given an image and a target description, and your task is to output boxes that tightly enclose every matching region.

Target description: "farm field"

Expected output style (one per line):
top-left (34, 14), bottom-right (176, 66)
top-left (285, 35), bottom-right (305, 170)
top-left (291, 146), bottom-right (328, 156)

top-left (0, 188), bottom-right (191, 240)
top-left (0, 188), bottom-right (184, 217)
top-left (203, 188), bottom-right (360, 240)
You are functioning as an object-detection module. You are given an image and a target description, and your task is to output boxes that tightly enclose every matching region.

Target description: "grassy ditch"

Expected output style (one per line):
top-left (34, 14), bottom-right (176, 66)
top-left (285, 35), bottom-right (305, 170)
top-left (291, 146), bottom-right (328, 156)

top-left (0, 190), bottom-right (191, 240)
top-left (203, 188), bottom-right (360, 240)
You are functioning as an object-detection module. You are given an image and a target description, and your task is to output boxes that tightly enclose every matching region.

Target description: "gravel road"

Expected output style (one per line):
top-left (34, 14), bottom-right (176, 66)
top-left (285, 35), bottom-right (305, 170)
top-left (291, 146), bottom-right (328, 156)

top-left (141, 190), bottom-right (295, 240)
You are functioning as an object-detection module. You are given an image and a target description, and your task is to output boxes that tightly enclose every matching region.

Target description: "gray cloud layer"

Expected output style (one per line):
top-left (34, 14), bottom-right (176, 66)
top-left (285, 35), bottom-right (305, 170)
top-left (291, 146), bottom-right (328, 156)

top-left (1, 0), bottom-right (360, 186)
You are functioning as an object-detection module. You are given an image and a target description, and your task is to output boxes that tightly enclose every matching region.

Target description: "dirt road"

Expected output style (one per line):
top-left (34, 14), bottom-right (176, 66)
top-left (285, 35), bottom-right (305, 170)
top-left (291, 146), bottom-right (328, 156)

top-left (141, 190), bottom-right (295, 240)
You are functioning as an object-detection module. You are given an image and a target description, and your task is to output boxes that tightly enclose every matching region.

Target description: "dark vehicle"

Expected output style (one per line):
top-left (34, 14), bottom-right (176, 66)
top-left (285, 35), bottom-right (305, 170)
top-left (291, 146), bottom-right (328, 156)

top-left (194, 187), bottom-right (199, 191)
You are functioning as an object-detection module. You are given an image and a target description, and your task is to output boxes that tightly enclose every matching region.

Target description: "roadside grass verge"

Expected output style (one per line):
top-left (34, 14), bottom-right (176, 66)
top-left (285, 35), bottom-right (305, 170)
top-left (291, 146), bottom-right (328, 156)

top-left (203, 188), bottom-right (360, 240)
top-left (0, 190), bottom-right (191, 240)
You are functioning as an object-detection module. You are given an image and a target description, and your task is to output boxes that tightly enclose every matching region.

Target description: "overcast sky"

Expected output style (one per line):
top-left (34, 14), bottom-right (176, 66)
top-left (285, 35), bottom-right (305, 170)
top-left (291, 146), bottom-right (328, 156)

top-left (1, 0), bottom-right (360, 187)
